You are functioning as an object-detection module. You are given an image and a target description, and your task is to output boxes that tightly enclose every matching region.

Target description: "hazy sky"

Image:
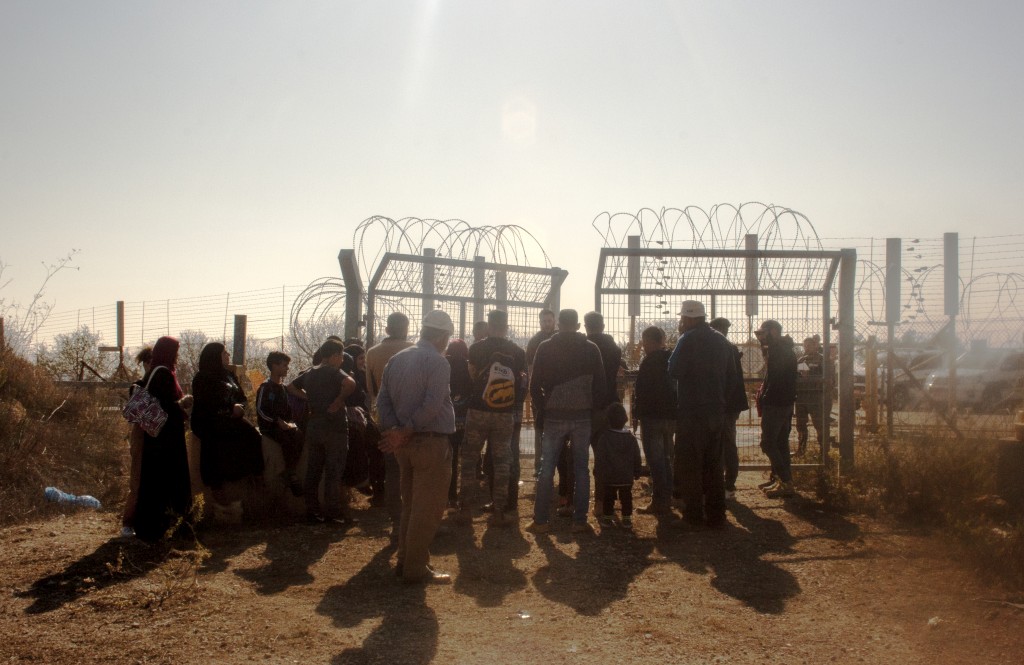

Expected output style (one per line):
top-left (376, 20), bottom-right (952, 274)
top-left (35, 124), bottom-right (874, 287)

top-left (2, 1), bottom-right (1022, 320)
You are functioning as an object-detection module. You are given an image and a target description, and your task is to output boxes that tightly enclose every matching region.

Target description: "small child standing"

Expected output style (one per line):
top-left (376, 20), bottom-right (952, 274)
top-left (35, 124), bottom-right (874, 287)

top-left (593, 402), bottom-right (642, 528)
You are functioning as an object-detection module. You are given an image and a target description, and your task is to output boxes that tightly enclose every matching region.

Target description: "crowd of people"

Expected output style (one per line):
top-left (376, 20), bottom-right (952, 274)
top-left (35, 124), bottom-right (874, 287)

top-left (120, 301), bottom-right (812, 584)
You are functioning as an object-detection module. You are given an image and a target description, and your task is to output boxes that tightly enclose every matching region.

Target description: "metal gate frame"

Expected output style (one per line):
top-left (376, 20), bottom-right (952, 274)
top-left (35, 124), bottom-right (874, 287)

top-left (595, 238), bottom-right (857, 471)
top-left (364, 252), bottom-right (568, 346)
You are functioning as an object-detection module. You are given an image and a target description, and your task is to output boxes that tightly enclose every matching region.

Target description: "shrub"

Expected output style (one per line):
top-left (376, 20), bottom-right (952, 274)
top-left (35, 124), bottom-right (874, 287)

top-left (800, 434), bottom-right (1024, 588)
top-left (0, 348), bottom-right (127, 525)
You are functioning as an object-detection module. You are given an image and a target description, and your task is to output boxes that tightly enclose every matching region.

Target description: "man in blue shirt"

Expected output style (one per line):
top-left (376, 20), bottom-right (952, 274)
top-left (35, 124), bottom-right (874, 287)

top-left (377, 310), bottom-right (457, 584)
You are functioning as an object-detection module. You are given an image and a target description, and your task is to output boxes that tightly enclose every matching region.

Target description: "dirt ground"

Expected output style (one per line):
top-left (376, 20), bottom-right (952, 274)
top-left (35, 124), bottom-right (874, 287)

top-left (2, 468), bottom-right (1023, 665)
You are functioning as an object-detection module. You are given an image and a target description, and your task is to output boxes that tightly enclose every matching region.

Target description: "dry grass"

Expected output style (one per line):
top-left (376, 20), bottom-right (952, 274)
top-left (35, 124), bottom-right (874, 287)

top-left (800, 434), bottom-right (1024, 588)
top-left (0, 348), bottom-right (128, 525)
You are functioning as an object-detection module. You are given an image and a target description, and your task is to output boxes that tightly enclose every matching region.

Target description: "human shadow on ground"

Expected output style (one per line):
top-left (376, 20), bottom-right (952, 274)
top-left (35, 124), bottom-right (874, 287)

top-left (437, 518), bottom-right (531, 608)
top-left (531, 525), bottom-right (656, 616)
top-left (781, 496), bottom-right (863, 543)
top-left (653, 502), bottom-right (802, 615)
top-left (317, 546), bottom-right (438, 665)
top-left (231, 521), bottom-right (340, 595)
top-left (16, 537), bottom-right (178, 614)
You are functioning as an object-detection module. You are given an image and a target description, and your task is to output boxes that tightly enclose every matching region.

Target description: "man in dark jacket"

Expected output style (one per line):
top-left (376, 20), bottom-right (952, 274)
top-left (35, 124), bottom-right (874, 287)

top-left (756, 319), bottom-right (798, 498)
top-left (668, 301), bottom-right (743, 528)
top-left (528, 309), bottom-right (606, 534)
top-left (584, 311), bottom-right (622, 515)
top-left (709, 318), bottom-right (750, 500)
top-left (632, 326), bottom-right (677, 514)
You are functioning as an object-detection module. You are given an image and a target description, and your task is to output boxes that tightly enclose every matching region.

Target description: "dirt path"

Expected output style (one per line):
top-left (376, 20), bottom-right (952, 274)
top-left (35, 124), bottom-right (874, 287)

top-left (2, 471), bottom-right (1022, 665)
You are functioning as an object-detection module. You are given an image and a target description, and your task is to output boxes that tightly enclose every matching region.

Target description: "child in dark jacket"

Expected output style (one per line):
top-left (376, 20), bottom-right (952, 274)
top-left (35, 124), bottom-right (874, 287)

top-left (593, 402), bottom-right (642, 528)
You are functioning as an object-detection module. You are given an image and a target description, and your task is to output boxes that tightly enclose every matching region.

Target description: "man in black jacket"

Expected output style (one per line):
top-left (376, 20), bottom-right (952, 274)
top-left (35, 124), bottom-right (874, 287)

top-left (668, 301), bottom-right (743, 528)
top-left (756, 319), bottom-right (798, 498)
top-left (584, 311), bottom-right (622, 515)
top-left (528, 309), bottom-right (606, 534)
top-left (709, 318), bottom-right (750, 501)
top-left (632, 326), bottom-right (677, 514)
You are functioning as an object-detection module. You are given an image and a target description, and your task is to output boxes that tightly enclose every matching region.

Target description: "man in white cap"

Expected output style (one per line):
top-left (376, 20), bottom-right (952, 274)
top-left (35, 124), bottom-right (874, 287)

top-left (377, 309), bottom-right (457, 583)
top-left (668, 300), bottom-right (743, 528)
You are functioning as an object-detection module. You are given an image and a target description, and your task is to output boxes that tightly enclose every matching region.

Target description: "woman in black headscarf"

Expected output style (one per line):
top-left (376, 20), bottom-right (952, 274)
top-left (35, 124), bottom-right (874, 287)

top-left (134, 336), bottom-right (194, 542)
top-left (191, 342), bottom-right (264, 498)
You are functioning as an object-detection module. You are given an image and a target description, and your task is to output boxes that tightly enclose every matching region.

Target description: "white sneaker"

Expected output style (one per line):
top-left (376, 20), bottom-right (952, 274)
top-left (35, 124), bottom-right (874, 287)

top-left (724, 490), bottom-right (736, 501)
top-left (119, 526), bottom-right (135, 538)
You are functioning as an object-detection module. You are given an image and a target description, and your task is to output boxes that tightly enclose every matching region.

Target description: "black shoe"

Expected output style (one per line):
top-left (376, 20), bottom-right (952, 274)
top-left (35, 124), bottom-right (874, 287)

top-left (328, 515), bottom-right (358, 526)
top-left (288, 474), bottom-right (303, 497)
top-left (757, 476), bottom-right (777, 490)
top-left (306, 512), bottom-right (325, 524)
top-left (354, 483), bottom-right (374, 497)
top-left (480, 502), bottom-right (495, 513)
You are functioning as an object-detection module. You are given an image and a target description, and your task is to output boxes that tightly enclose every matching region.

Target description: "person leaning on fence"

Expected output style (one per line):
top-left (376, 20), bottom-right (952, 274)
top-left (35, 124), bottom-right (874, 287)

top-left (256, 351), bottom-right (304, 498)
top-left (755, 320), bottom-right (799, 499)
top-left (287, 339), bottom-right (356, 524)
top-left (458, 309), bottom-right (526, 527)
top-left (528, 308), bottom-right (606, 535)
top-left (795, 334), bottom-right (826, 457)
top-left (708, 317), bottom-right (750, 501)
top-left (593, 403), bottom-right (642, 529)
top-left (191, 342), bottom-right (265, 505)
top-left (365, 312), bottom-right (414, 535)
top-left (632, 325), bottom-right (676, 515)
top-left (377, 310), bottom-right (458, 584)
top-left (668, 301), bottom-right (743, 529)
top-left (133, 336), bottom-right (194, 543)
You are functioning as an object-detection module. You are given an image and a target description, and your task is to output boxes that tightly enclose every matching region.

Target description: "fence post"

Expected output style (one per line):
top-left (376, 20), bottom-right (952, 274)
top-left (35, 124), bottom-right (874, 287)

top-left (232, 315), bottom-right (247, 366)
top-left (338, 249), bottom-right (363, 343)
top-left (838, 248), bottom-right (857, 472)
top-left (422, 248), bottom-right (436, 315)
top-left (885, 238), bottom-right (901, 436)
top-left (744, 234), bottom-right (759, 319)
top-left (944, 233), bottom-right (959, 416)
top-left (865, 336), bottom-right (879, 432)
top-left (473, 256), bottom-right (486, 325)
top-left (0, 317), bottom-right (5, 350)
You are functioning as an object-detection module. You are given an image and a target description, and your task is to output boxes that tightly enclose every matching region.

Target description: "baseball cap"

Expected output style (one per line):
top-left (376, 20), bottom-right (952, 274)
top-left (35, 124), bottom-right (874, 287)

top-left (679, 300), bottom-right (706, 318)
top-left (422, 310), bottom-right (454, 334)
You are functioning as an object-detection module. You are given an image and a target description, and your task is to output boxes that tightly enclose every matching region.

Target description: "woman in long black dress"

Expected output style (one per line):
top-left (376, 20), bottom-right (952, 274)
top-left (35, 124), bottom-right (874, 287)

top-left (190, 342), bottom-right (264, 500)
top-left (134, 336), bottom-right (193, 543)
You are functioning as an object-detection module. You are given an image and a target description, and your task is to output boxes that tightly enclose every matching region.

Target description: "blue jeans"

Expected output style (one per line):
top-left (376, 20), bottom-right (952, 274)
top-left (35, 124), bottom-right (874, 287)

top-left (304, 415), bottom-right (349, 519)
top-left (534, 417), bottom-right (592, 524)
top-left (761, 404), bottom-right (794, 483)
top-left (640, 417), bottom-right (674, 508)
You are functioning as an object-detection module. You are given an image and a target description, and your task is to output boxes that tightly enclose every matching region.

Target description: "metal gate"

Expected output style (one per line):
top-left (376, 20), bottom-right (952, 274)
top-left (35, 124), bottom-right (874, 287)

top-left (595, 234), bottom-right (857, 470)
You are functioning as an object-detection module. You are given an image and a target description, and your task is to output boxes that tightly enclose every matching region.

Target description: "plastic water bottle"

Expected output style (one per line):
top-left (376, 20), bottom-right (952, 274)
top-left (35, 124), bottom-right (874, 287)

top-left (44, 486), bottom-right (102, 509)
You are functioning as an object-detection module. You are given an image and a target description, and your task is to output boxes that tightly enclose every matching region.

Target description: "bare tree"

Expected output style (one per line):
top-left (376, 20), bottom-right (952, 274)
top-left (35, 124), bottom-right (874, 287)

top-left (0, 251), bottom-right (79, 355)
top-left (36, 326), bottom-right (115, 381)
top-left (288, 315), bottom-right (345, 368)
top-left (176, 329), bottom-right (209, 391)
